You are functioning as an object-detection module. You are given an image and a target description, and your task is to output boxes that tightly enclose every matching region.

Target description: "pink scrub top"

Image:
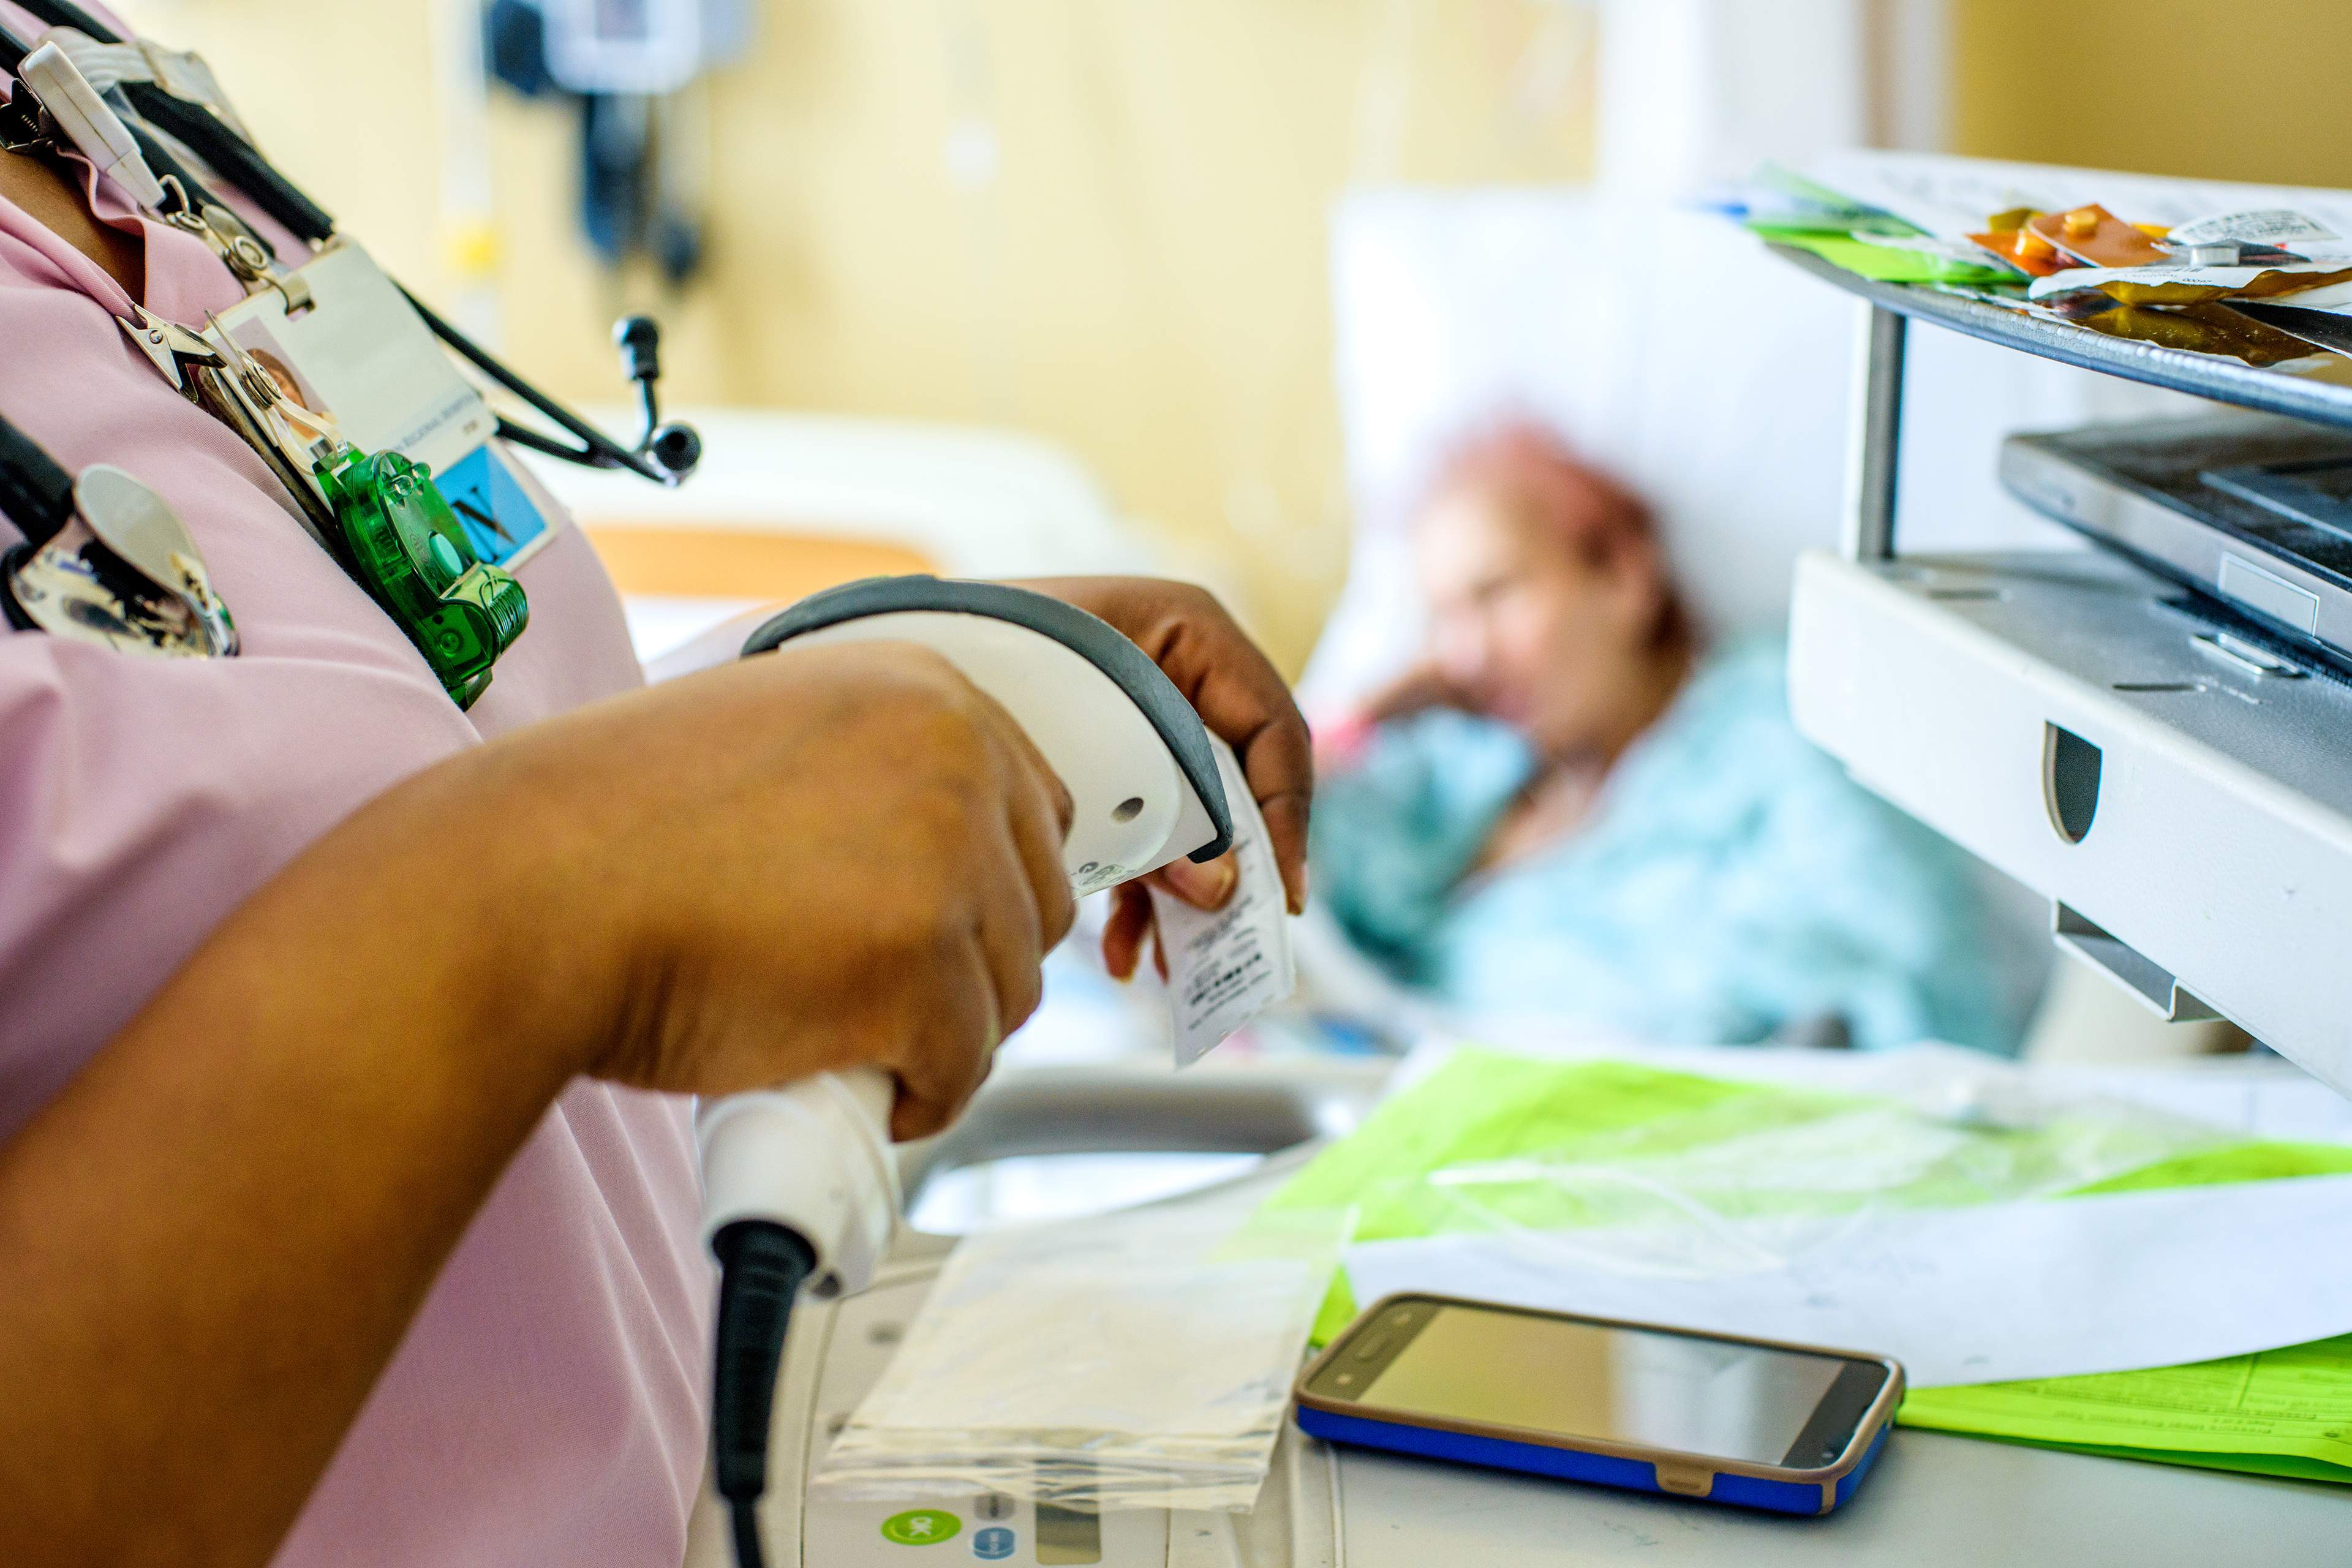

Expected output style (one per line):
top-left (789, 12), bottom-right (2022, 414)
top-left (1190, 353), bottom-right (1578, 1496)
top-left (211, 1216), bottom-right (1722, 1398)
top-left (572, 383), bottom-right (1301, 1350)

top-left (0, 10), bottom-right (712, 1563)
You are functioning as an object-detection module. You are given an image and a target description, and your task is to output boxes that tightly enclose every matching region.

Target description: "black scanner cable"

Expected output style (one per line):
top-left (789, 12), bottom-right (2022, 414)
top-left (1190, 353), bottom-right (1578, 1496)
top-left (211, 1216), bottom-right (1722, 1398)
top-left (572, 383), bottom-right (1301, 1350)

top-left (5, 0), bottom-right (701, 486)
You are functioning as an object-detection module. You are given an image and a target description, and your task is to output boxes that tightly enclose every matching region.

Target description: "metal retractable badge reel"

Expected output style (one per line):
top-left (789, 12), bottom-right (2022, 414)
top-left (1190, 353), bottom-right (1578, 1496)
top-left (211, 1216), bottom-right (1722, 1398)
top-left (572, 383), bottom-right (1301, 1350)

top-left (0, 415), bottom-right (235, 658)
top-left (318, 450), bottom-right (530, 709)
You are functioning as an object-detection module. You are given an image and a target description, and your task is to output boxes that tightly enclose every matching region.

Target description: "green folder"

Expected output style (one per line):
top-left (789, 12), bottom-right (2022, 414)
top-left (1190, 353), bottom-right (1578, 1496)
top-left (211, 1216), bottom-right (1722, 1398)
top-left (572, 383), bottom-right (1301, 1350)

top-left (1901, 1336), bottom-right (2352, 1485)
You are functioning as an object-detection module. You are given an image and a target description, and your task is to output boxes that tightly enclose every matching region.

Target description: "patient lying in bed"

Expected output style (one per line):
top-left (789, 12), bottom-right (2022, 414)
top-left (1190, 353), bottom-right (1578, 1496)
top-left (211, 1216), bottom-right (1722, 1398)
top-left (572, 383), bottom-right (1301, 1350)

top-left (1309, 421), bottom-right (2022, 1054)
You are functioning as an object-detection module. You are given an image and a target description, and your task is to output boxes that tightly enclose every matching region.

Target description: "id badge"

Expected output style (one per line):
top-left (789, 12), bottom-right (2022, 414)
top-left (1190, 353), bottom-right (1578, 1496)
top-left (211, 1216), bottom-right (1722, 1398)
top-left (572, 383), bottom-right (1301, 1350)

top-left (206, 241), bottom-right (552, 571)
top-left (427, 444), bottom-right (552, 571)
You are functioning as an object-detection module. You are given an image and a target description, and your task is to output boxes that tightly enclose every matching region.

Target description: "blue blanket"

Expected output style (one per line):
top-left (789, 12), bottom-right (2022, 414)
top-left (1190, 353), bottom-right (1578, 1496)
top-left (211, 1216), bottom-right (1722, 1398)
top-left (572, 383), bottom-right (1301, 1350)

top-left (1310, 641), bottom-right (2025, 1054)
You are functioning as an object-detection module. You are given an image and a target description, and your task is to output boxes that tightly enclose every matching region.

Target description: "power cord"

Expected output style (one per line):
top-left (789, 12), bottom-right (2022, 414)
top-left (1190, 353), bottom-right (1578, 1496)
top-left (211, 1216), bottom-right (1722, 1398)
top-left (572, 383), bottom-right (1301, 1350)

top-left (709, 1220), bottom-right (818, 1568)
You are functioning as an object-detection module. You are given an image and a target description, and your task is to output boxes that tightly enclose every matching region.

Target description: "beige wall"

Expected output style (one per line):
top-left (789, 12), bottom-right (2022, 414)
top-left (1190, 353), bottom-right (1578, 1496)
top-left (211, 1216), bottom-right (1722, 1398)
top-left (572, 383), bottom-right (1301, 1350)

top-left (111, 0), bottom-right (2352, 669)
top-left (1953, 1), bottom-right (2352, 189)
top-left (121, 0), bottom-right (1596, 669)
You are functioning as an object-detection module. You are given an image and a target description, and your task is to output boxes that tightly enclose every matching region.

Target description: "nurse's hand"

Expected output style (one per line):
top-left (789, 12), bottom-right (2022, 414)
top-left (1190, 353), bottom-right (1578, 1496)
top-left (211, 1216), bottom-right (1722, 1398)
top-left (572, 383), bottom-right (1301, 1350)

top-left (493, 641), bottom-right (1078, 1139)
top-left (1008, 578), bottom-right (1313, 980)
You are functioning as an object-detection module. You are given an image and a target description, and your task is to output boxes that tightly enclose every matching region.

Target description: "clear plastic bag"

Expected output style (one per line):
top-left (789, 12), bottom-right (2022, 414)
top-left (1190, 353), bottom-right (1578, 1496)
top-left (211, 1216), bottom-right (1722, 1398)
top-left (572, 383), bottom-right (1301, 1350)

top-left (1416, 1051), bottom-right (2233, 1276)
top-left (812, 1194), bottom-right (1350, 1512)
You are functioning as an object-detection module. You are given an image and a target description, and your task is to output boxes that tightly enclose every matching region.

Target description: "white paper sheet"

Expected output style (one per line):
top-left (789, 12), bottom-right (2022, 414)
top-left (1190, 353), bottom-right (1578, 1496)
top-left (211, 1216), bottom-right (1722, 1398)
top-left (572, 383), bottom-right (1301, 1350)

top-left (1387, 1036), bottom-right (2352, 1144)
top-left (1801, 149), bottom-right (2352, 248)
top-left (1346, 1174), bottom-right (2352, 1388)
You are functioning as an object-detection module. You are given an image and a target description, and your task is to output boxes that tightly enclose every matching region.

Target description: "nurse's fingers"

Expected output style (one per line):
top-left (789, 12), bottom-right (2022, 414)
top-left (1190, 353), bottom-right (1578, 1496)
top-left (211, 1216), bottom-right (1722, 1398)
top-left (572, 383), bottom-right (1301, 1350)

top-left (971, 818), bottom-right (1047, 1042)
top-left (1152, 850), bottom-right (1238, 911)
top-left (1235, 720), bottom-right (1313, 917)
top-left (1102, 882), bottom-right (1151, 981)
top-left (889, 929), bottom-right (1001, 1142)
top-left (976, 695), bottom-right (1077, 954)
top-left (1005, 579), bottom-right (1314, 916)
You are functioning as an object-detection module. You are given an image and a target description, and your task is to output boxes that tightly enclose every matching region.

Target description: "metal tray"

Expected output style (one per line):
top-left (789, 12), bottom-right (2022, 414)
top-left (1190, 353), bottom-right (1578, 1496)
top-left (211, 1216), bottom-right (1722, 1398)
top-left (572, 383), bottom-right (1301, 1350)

top-left (1770, 244), bottom-right (2352, 433)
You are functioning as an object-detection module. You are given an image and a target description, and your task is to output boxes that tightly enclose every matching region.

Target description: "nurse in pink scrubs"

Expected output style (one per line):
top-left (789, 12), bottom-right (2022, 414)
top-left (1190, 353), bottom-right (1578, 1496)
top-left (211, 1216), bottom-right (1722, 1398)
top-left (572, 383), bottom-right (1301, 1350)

top-left (0, 13), bottom-right (1311, 1566)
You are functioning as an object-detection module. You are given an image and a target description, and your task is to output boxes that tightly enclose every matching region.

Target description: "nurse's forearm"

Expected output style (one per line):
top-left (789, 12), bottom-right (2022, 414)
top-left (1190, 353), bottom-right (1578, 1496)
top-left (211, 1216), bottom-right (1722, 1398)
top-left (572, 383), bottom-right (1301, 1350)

top-left (0, 767), bottom-right (601, 1568)
top-left (0, 643), bottom-right (1074, 1568)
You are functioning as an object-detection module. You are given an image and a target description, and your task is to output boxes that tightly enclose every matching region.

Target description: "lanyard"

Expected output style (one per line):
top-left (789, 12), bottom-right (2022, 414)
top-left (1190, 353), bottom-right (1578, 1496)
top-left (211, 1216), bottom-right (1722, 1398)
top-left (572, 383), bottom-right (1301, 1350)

top-left (3, 0), bottom-right (700, 486)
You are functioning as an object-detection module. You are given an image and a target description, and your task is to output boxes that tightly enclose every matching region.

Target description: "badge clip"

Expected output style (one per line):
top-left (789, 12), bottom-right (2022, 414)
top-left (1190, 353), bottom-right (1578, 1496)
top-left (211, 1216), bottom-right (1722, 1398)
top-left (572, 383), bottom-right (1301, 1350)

top-left (117, 306), bottom-right (224, 396)
top-left (18, 42), bottom-right (310, 314)
top-left (15, 40), bottom-right (168, 208)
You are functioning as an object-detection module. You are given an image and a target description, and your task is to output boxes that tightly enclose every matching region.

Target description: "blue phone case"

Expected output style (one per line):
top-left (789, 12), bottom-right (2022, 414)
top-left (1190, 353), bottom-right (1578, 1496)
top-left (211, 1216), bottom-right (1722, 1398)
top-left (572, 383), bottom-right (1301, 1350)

top-left (1294, 1403), bottom-right (1892, 1515)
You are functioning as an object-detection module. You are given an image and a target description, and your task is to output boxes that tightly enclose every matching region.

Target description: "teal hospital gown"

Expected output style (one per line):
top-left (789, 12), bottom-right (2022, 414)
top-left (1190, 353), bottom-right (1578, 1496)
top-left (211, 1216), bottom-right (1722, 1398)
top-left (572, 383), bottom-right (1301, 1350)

top-left (1310, 642), bottom-right (2023, 1054)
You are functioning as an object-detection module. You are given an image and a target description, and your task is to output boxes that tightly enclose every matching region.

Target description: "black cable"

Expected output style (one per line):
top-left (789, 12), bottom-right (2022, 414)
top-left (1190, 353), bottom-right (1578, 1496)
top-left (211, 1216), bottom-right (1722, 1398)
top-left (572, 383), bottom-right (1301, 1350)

top-left (0, 413), bottom-right (77, 632)
top-left (729, 1500), bottom-right (766, 1568)
top-left (398, 285), bottom-right (682, 484)
top-left (5, 0), bottom-right (110, 42)
top-left (123, 83), bottom-right (330, 243)
top-left (0, 14), bottom-right (246, 231)
top-left (0, 410), bottom-right (78, 549)
top-left (3, 0), bottom-right (302, 240)
top-left (9, 0), bottom-right (694, 484)
top-left (710, 1220), bottom-right (816, 1568)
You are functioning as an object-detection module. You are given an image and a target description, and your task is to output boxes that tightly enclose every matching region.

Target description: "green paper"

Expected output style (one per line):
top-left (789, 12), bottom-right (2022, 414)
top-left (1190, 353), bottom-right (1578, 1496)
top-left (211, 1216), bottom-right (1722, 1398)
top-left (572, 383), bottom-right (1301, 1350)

top-left (1263, 1050), bottom-right (1782, 1243)
top-left (1899, 1336), bottom-right (2352, 1485)
top-left (1310, 1272), bottom-right (1360, 1348)
top-left (1751, 227), bottom-right (2018, 287)
top-left (2072, 1139), bottom-right (2352, 1193)
top-left (1903, 1439), bottom-right (2350, 1487)
top-left (1741, 163), bottom-right (1924, 238)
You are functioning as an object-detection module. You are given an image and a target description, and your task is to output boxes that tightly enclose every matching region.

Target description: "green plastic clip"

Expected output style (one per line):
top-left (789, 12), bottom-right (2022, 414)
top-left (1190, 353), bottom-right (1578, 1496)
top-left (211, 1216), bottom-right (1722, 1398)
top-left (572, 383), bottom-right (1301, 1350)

top-left (317, 447), bottom-right (528, 709)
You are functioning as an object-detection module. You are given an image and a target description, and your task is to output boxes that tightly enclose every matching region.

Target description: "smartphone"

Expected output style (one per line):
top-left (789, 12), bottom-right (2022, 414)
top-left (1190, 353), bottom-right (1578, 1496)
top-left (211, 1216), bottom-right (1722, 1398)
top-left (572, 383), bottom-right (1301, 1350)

top-left (1293, 1294), bottom-right (1903, 1515)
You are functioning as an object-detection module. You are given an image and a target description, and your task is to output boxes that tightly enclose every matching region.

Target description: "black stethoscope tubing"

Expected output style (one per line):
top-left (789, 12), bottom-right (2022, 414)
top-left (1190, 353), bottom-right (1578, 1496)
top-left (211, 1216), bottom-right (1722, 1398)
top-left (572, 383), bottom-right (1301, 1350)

top-left (2, 0), bottom-right (692, 487)
top-left (0, 407), bottom-right (75, 551)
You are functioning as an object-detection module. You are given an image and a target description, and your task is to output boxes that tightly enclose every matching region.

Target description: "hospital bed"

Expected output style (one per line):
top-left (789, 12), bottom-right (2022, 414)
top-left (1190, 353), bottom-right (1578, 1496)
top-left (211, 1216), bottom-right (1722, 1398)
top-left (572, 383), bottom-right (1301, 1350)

top-left (1307, 189), bottom-right (2256, 1061)
top-left (527, 407), bottom-right (1161, 663)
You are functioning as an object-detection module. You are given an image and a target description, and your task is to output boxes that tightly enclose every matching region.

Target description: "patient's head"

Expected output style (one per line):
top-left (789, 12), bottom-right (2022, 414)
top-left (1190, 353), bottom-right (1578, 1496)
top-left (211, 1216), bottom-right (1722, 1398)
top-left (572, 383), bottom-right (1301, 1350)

top-left (1414, 422), bottom-right (1688, 761)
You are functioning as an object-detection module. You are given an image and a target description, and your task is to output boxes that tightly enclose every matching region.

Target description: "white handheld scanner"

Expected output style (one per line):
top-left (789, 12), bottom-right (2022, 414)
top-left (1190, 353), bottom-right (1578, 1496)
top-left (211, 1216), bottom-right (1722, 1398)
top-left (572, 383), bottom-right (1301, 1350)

top-left (696, 578), bottom-right (1234, 1293)
top-left (744, 577), bottom-right (1233, 895)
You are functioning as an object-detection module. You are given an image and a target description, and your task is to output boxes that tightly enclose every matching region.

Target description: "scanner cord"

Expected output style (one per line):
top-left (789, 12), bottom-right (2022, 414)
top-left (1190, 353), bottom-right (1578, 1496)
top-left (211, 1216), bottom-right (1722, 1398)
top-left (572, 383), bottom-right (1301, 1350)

top-left (710, 1220), bottom-right (818, 1568)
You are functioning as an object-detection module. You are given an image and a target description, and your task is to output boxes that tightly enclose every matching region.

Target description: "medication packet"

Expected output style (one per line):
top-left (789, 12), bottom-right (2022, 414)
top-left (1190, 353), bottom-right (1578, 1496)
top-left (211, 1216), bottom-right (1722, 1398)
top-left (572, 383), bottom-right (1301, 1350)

top-left (1148, 735), bottom-right (1295, 1065)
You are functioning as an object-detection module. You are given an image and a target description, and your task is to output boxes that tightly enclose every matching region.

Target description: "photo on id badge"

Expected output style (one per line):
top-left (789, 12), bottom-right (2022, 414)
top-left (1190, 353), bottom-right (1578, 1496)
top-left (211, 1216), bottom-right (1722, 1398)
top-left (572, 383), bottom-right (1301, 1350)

top-left (211, 247), bottom-right (552, 571)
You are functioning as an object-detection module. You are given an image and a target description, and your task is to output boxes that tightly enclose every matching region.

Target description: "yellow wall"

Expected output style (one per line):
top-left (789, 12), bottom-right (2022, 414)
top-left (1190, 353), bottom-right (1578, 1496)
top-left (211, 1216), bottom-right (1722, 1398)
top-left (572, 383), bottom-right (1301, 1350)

top-left (118, 0), bottom-right (1596, 669)
top-left (115, 0), bottom-right (2352, 669)
top-left (1953, 1), bottom-right (2352, 189)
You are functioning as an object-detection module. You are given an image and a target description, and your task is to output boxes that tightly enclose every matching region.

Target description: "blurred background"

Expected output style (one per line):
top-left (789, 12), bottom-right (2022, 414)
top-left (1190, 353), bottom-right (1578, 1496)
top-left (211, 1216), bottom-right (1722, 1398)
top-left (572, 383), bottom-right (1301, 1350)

top-left (108, 0), bottom-right (2352, 673)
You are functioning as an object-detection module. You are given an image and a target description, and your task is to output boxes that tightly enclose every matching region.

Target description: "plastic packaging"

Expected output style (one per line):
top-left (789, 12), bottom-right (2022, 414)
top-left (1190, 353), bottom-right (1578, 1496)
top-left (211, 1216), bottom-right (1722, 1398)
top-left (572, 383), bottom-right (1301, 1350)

top-left (1404, 1052), bottom-right (2231, 1277)
top-left (813, 1194), bottom-right (1350, 1512)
